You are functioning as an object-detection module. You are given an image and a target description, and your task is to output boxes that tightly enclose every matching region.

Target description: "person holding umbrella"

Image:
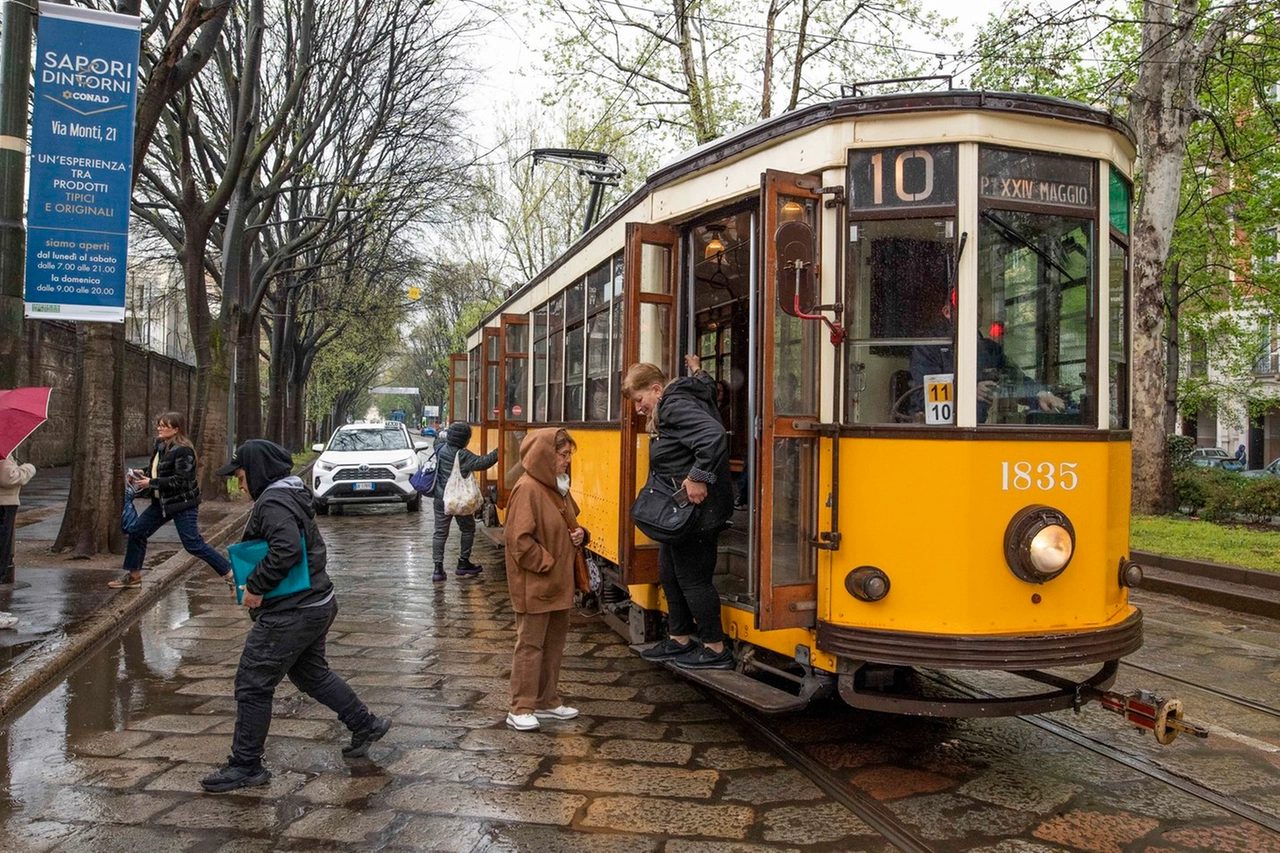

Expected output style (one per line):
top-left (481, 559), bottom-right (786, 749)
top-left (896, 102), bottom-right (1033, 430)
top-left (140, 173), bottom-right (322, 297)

top-left (0, 386), bottom-right (52, 590)
top-left (0, 452), bottom-right (36, 585)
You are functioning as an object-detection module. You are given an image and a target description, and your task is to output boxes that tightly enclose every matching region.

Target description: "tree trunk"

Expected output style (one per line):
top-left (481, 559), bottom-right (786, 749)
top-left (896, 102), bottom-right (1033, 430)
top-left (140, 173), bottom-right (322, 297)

top-left (1163, 262), bottom-right (1181, 436)
top-left (1125, 0), bottom-right (1240, 513)
top-left (235, 310), bottom-right (261, 440)
top-left (54, 324), bottom-right (123, 556)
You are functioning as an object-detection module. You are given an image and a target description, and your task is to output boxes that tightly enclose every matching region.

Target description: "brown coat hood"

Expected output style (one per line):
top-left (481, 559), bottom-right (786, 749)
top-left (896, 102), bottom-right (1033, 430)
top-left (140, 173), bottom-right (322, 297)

top-left (503, 429), bottom-right (583, 614)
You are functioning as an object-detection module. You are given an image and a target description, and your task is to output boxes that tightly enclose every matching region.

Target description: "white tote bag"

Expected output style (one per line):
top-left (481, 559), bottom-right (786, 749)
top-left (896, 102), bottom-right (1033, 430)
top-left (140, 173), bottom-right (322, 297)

top-left (442, 459), bottom-right (484, 516)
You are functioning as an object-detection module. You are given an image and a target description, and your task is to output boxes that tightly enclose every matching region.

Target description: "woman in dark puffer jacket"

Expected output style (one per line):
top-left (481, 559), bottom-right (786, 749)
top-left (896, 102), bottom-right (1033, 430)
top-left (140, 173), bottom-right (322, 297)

top-left (108, 411), bottom-right (233, 589)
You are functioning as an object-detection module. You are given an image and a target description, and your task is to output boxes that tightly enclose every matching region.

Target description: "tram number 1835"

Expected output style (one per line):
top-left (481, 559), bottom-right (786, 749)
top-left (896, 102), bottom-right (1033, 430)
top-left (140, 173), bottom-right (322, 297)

top-left (1001, 462), bottom-right (1079, 491)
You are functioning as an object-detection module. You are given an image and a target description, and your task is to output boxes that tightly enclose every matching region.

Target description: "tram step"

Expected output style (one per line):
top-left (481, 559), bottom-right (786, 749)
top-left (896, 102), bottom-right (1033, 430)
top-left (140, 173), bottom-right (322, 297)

top-left (632, 647), bottom-right (809, 713)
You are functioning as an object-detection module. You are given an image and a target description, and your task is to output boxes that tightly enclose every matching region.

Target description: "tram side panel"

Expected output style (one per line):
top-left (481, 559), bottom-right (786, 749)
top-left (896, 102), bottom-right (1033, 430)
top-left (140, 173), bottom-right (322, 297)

top-left (826, 436), bottom-right (1135, 637)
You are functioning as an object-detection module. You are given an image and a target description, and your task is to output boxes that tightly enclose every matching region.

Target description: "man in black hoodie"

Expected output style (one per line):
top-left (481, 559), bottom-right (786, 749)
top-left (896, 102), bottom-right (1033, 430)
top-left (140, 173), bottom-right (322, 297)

top-left (201, 439), bottom-right (391, 793)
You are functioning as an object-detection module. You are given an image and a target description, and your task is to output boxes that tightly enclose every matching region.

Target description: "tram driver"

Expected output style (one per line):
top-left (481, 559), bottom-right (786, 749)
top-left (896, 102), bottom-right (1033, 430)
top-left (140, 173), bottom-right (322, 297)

top-left (909, 288), bottom-right (1065, 424)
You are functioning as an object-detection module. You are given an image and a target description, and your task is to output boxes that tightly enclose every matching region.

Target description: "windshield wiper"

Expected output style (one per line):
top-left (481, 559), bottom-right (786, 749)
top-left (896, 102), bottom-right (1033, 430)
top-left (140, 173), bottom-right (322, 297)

top-left (980, 210), bottom-right (1073, 279)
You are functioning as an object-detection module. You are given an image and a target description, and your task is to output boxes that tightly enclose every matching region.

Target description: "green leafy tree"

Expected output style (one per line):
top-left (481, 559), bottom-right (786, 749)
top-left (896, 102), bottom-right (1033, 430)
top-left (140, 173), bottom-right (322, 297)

top-left (967, 0), bottom-right (1280, 511)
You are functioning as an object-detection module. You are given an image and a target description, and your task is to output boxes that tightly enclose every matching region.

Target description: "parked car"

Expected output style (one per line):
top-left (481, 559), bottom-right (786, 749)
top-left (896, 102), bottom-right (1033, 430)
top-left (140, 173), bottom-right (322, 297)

top-left (1188, 447), bottom-right (1244, 472)
top-left (1242, 458), bottom-right (1280, 478)
top-left (310, 422), bottom-right (427, 514)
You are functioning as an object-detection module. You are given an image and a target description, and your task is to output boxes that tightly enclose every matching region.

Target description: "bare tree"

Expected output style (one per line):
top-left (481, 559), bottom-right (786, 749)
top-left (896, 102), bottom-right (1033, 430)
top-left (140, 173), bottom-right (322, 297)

top-left (55, 0), bottom-right (231, 557)
top-left (537, 0), bottom-right (951, 148)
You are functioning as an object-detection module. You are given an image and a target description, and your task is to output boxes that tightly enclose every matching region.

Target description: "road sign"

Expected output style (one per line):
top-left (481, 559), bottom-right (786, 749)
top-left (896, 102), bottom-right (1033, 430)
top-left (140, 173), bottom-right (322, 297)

top-left (23, 3), bottom-right (141, 322)
top-left (369, 386), bottom-right (419, 395)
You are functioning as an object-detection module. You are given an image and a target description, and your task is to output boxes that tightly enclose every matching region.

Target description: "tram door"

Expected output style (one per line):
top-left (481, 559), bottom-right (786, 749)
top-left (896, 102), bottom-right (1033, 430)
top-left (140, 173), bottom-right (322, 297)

top-left (757, 170), bottom-right (823, 630)
top-left (496, 313), bottom-right (529, 508)
top-left (619, 223), bottom-right (679, 585)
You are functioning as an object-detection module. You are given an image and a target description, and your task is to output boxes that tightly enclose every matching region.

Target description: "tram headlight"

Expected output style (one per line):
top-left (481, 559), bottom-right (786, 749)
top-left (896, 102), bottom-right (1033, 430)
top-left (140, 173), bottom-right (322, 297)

top-left (845, 566), bottom-right (890, 602)
top-left (1003, 505), bottom-right (1075, 584)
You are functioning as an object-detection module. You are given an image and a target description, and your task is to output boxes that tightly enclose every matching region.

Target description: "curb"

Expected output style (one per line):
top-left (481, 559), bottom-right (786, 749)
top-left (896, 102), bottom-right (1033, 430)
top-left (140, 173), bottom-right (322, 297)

top-left (1131, 549), bottom-right (1280, 621)
top-left (0, 502), bottom-right (252, 724)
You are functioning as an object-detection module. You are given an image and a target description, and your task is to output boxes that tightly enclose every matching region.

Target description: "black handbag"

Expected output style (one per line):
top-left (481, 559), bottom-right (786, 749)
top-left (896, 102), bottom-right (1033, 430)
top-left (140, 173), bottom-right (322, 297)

top-left (630, 473), bottom-right (699, 544)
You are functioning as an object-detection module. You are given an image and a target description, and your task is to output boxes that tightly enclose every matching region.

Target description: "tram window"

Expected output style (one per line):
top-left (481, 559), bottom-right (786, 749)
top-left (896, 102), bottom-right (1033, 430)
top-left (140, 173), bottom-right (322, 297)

top-left (1109, 235), bottom-right (1129, 429)
top-left (547, 293), bottom-right (565, 421)
top-left (843, 218), bottom-right (955, 425)
top-left (532, 304), bottom-right (548, 422)
top-left (977, 209), bottom-right (1094, 426)
top-left (486, 361), bottom-right (499, 421)
top-left (467, 345), bottom-right (481, 423)
top-left (548, 328), bottom-right (564, 421)
top-left (505, 356), bottom-right (527, 422)
top-left (587, 261), bottom-right (609, 311)
top-left (584, 257), bottom-right (614, 423)
top-left (565, 323), bottom-right (584, 422)
top-left (586, 310), bottom-right (610, 421)
top-left (639, 301), bottom-right (672, 377)
top-left (610, 299), bottom-right (623, 420)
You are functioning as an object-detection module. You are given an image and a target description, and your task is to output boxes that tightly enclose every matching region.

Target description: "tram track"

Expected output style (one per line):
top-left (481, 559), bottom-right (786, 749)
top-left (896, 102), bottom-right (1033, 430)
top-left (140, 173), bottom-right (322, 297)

top-left (704, 689), bottom-right (939, 853)
top-left (1119, 659), bottom-right (1280, 720)
top-left (923, 671), bottom-right (1280, 836)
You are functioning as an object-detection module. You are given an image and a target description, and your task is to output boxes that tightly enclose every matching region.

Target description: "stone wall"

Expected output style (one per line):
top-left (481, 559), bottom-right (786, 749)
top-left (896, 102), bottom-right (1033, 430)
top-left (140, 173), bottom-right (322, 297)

top-left (15, 320), bottom-right (196, 467)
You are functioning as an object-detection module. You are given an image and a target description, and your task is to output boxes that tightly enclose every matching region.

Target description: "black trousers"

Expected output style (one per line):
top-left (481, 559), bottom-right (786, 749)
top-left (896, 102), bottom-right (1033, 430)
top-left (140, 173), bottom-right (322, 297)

top-left (230, 598), bottom-right (373, 768)
top-left (657, 530), bottom-right (725, 644)
top-left (0, 505), bottom-right (16, 577)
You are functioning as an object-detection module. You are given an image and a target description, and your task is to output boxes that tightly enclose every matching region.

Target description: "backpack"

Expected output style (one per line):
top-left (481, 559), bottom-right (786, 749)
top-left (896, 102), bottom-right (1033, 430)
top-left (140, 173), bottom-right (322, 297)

top-left (409, 448), bottom-right (438, 495)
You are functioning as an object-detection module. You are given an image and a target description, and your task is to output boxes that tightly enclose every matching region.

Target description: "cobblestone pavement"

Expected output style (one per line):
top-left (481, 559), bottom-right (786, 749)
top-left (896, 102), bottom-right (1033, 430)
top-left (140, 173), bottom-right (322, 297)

top-left (1, 504), bottom-right (1279, 851)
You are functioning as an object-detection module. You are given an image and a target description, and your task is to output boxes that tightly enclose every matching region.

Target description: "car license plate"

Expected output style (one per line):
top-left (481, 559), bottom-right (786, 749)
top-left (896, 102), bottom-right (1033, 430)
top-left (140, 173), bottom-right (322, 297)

top-left (353, 482), bottom-right (374, 491)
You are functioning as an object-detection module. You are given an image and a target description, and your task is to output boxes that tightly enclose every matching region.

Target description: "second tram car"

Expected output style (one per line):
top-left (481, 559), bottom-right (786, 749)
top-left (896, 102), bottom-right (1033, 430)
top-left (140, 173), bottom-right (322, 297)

top-left (449, 89), bottom-right (1201, 740)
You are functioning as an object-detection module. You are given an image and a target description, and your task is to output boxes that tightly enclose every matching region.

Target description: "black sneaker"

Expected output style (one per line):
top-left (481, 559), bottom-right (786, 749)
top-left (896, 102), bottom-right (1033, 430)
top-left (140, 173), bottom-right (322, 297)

top-left (640, 637), bottom-right (696, 661)
top-left (200, 761), bottom-right (271, 793)
top-left (672, 644), bottom-right (735, 670)
top-left (343, 716), bottom-right (392, 758)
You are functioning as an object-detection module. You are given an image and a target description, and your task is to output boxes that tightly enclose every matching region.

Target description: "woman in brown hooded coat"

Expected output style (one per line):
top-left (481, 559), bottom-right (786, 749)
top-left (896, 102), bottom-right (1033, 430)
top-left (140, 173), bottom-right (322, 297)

top-left (503, 428), bottom-right (588, 731)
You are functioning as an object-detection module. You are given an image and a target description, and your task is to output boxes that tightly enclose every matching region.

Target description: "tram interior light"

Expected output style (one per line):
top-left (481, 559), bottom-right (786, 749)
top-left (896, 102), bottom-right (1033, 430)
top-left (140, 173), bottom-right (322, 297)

top-left (846, 566), bottom-right (890, 602)
top-left (780, 199), bottom-right (805, 222)
top-left (1004, 505), bottom-right (1075, 584)
top-left (704, 223), bottom-right (726, 260)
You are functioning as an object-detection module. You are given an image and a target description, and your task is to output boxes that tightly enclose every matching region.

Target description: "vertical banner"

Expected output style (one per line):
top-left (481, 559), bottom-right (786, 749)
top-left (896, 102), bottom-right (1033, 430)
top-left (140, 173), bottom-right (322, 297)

top-left (23, 3), bottom-right (140, 322)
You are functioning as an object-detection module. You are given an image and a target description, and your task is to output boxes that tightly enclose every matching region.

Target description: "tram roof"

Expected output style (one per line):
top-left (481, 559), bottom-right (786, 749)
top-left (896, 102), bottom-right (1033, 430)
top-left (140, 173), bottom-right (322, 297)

top-left (473, 89), bottom-right (1136, 335)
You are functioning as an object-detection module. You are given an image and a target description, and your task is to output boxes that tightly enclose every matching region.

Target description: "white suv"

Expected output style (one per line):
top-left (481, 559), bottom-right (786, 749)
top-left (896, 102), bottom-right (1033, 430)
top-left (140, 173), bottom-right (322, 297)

top-left (310, 422), bottom-right (424, 514)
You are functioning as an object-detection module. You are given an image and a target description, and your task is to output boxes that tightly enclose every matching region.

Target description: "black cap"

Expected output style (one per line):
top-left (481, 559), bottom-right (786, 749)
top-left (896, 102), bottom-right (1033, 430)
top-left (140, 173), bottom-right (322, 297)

top-left (216, 452), bottom-right (243, 477)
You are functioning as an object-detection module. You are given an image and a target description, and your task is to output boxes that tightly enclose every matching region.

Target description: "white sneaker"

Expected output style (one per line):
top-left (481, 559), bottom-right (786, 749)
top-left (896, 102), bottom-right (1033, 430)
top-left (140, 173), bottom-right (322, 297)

top-left (0, 612), bottom-right (17, 631)
top-left (533, 705), bottom-right (579, 720)
top-left (505, 712), bottom-right (540, 731)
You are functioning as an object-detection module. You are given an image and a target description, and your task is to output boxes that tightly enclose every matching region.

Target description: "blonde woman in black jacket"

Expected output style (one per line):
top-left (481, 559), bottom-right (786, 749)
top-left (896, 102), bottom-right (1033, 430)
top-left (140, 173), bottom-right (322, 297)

top-left (623, 356), bottom-right (735, 670)
top-left (109, 411), bottom-right (232, 589)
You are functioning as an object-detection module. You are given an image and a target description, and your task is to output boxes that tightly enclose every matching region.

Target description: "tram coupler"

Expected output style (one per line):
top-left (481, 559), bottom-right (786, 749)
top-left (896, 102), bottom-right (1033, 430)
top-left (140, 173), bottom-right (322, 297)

top-left (1085, 687), bottom-right (1209, 744)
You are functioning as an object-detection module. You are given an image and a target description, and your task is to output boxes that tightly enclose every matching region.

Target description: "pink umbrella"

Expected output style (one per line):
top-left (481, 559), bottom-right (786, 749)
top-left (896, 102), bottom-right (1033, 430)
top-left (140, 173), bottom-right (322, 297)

top-left (0, 387), bottom-right (53, 459)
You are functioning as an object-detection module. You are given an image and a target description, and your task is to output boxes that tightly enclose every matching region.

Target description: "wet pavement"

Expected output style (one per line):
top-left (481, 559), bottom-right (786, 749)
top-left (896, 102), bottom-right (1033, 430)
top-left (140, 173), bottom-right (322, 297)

top-left (0, 458), bottom-right (243, 683)
top-left (0, 501), bottom-right (1278, 851)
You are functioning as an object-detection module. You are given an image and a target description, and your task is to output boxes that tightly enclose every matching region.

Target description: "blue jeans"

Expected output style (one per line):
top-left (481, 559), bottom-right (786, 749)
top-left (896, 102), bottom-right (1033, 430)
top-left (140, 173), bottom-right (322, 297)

top-left (231, 598), bottom-right (373, 767)
top-left (122, 501), bottom-right (231, 576)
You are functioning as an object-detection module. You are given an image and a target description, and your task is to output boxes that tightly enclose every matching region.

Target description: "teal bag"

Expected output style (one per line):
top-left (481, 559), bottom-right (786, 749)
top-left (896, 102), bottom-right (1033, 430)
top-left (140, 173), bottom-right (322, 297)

top-left (227, 535), bottom-right (310, 604)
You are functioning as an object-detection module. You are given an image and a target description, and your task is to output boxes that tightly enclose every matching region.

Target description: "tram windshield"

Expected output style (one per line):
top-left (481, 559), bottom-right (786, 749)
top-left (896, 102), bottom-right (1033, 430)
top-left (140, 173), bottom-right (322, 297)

top-left (976, 210), bottom-right (1093, 426)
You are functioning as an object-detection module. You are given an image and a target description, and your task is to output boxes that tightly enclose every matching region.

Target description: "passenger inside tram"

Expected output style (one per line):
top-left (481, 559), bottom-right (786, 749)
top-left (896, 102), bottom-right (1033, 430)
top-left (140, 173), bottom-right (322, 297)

top-left (907, 287), bottom-right (1065, 423)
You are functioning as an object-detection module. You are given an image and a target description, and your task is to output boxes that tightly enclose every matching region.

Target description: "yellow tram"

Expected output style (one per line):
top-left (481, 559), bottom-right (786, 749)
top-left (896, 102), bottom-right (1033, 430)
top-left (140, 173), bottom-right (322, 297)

top-left (449, 90), bottom-right (1196, 737)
